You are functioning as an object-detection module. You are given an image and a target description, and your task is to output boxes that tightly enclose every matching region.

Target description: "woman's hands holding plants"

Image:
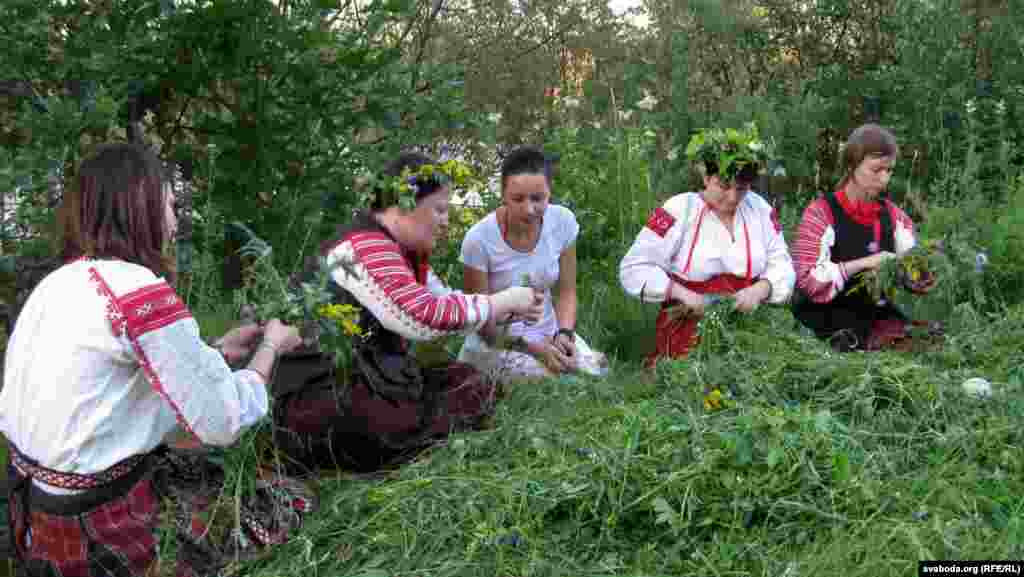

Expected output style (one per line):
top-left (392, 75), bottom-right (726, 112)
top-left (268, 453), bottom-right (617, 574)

top-left (553, 331), bottom-right (577, 360)
top-left (261, 319), bottom-right (303, 355)
top-left (732, 280), bottom-right (771, 313)
top-left (669, 282), bottom-right (706, 317)
top-left (490, 286), bottom-right (545, 325)
top-left (215, 324), bottom-right (265, 365)
top-left (529, 336), bottom-right (574, 374)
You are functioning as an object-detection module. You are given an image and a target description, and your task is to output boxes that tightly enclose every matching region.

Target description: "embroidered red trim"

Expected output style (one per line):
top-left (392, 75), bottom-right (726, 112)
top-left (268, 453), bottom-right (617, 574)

top-left (119, 282), bottom-right (191, 338)
top-left (88, 267), bottom-right (199, 441)
top-left (347, 232), bottom-right (470, 331)
top-left (10, 442), bottom-right (146, 491)
top-left (645, 207), bottom-right (675, 238)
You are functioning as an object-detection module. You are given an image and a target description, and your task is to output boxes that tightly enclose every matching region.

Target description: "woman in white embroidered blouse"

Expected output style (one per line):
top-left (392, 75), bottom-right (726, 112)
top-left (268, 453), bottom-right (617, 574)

top-left (619, 125), bottom-right (796, 366)
top-left (0, 143), bottom-right (304, 576)
top-left (458, 146), bottom-right (609, 382)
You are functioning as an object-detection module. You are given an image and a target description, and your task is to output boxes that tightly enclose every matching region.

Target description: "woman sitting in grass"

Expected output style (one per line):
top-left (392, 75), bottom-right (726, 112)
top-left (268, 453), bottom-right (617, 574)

top-left (0, 143), bottom-right (311, 577)
top-left (457, 146), bottom-right (609, 382)
top-left (619, 123), bottom-right (796, 366)
top-left (272, 151), bottom-right (544, 472)
top-left (791, 124), bottom-right (936, 351)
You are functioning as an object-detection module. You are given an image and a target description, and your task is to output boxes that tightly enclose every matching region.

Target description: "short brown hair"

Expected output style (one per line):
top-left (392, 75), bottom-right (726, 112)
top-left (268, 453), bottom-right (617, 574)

top-left (59, 143), bottom-right (175, 283)
top-left (840, 124), bottom-right (899, 185)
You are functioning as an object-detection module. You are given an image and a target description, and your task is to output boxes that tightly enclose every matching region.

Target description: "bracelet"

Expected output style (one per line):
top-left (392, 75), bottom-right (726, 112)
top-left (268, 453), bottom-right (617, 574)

top-left (760, 279), bottom-right (773, 301)
top-left (556, 327), bottom-right (575, 340)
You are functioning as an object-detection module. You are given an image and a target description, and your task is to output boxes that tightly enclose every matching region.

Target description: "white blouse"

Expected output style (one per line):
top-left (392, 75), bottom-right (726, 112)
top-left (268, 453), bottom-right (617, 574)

top-left (0, 259), bottom-right (268, 492)
top-left (619, 192), bottom-right (795, 304)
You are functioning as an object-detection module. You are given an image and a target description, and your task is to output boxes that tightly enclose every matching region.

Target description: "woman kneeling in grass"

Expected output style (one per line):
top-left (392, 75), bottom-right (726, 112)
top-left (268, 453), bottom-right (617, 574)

top-left (272, 152), bottom-right (544, 472)
top-left (457, 146), bottom-right (609, 383)
top-left (0, 143), bottom-right (312, 577)
top-left (619, 123), bottom-right (796, 366)
top-left (791, 124), bottom-right (937, 351)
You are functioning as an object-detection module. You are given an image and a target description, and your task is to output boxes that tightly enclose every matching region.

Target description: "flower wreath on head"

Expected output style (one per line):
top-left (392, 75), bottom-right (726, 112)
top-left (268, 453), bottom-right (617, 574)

top-left (374, 158), bottom-right (477, 210)
top-left (685, 121), bottom-right (775, 184)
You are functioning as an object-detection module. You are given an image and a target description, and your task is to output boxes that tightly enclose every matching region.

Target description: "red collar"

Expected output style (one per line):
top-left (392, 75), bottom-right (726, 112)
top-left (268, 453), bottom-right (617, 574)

top-left (836, 188), bottom-right (882, 227)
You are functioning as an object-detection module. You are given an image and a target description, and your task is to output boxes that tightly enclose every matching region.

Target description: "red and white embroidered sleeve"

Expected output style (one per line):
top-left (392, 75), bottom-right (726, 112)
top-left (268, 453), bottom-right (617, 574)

top-left (619, 196), bottom-right (690, 303)
top-left (89, 268), bottom-right (268, 447)
top-left (327, 232), bottom-right (490, 341)
top-left (792, 199), bottom-right (845, 303)
top-left (888, 202), bottom-right (917, 255)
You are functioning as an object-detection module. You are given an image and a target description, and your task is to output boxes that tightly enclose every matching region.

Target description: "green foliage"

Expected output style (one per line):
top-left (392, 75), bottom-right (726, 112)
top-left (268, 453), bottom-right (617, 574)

top-left (684, 121), bottom-right (775, 181)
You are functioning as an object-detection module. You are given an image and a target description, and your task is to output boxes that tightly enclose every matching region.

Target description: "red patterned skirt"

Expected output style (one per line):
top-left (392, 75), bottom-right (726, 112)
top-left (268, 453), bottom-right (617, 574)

top-left (7, 445), bottom-right (317, 577)
top-left (646, 274), bottom-right (755, 367)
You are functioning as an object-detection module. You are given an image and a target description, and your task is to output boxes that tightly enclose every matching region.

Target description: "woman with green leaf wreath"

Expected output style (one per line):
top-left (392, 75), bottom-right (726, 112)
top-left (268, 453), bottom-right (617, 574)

top-left (791, 124), bottom-right (939, 351)
top-left (270, 152), bottom-right (544, 472)
top-left (619, 123), bottom-right (796, 366)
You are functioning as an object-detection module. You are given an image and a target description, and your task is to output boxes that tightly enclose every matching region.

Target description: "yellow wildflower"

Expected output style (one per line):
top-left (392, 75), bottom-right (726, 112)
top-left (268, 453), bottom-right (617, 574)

top-left (703, 388), bottom-right (724, 411)
top-left (341, 317), bottom-right (363, 337)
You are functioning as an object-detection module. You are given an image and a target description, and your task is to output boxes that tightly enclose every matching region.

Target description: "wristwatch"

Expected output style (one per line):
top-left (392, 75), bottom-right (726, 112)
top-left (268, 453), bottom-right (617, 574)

top-left (556, 327), bottom-right (575, 340)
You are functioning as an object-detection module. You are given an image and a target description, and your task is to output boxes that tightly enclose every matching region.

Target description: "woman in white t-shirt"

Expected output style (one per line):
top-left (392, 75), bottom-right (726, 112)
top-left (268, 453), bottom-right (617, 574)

top-left (459, 146), bottom-right (608, 382)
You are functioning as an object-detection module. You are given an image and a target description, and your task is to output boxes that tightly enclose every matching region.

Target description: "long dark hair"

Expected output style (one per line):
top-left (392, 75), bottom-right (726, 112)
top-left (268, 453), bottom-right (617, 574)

top-left (59, 143), bottom-right (175, 282)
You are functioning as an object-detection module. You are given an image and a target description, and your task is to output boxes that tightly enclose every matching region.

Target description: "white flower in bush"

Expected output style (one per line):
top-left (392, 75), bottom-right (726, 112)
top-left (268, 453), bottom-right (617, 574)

top-left (487, 112), bottom-right (503, 124)
top-left (961, 377), bottom-right (992, 399)
top-left (975, 252), bottom-right (989, 273)
top-left (618, 109), bottom-right (633, 122)
top-left (561, 97), bottom-right (581, 109)
top-left (748, 140), bottom-right (764, 152)
top-left (637, 92), bottom-right (658, 111)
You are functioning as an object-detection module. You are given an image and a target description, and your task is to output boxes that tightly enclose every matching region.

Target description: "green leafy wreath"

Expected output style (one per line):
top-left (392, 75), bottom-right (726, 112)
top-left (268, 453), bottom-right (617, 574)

top-left (685, 122), bottom-right (775, 183)
top-left (368, 159), bottom-right (478, 210)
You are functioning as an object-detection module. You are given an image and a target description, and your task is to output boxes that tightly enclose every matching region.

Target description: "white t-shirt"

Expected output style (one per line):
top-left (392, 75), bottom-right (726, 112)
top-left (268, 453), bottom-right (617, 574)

top-left (460, 204), bottom-right (579, 343)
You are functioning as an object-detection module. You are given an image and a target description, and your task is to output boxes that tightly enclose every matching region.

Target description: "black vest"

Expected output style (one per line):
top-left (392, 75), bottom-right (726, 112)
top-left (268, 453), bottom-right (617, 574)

top-left (792, 193), bottom-right (902, 346)
top-left (822, 192), bottom-right (895, 266)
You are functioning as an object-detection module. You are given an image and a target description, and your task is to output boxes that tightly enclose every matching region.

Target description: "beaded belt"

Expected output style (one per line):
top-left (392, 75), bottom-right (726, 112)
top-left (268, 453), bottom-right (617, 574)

top-left (9, 443), bottom-right (149, 491)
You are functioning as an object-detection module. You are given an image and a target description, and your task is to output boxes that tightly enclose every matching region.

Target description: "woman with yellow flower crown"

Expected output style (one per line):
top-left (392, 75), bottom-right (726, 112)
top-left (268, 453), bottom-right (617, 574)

top-left (271, 151), bottom-right (544, 472)
top-left (619, 122), bottom-right (796, 367)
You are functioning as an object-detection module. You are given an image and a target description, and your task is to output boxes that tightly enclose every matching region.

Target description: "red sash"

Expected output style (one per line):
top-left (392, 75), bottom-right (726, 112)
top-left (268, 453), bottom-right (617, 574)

top-left (647, 206), bottom-right (756, 366)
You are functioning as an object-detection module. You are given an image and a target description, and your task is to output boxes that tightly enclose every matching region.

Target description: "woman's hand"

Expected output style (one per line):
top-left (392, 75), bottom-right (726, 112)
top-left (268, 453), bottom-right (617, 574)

top-left (670, 282), bottom-right (706, 317)
top-left (528, 337), bottom-right (574, 374)
top-left (262, 319), bottom-right (303, 355)
top-left (215, 324), bottom-right (264, 365)
top-left (490, 286), bottom-right (545, 325)
top-left (842, 251), bottom-right (897, 279)
top-left (553, 331), bottom-right (577, 360)
top-left (733, 280), bottom-right (771, 313)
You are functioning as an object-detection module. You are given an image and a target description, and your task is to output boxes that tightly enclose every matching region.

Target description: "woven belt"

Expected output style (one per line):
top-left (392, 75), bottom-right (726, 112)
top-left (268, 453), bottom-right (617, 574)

top-left (10, 444), bottom-right (149, 491)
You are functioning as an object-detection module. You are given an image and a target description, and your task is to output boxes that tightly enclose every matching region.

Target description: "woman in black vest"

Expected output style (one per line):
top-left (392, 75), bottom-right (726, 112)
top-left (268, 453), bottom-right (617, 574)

top-left (791, 124), bottom-right (935, 351)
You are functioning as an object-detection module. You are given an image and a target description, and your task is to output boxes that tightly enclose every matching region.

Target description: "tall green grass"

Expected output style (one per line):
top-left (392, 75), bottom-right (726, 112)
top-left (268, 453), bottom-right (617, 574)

top-left (158, 131), bottom-right (1024, 575)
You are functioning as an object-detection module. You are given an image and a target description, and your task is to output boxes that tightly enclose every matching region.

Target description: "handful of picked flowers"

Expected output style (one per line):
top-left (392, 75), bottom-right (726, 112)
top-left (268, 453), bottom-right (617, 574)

top-left (850, 240), bottom-right (948, 303)
top-left (235, 223), bottom-right (367, 377)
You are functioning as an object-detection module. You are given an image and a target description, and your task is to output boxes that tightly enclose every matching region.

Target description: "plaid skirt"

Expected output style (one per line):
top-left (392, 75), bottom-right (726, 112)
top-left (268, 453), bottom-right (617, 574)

top-left (7, 446), bottom-right (317, 577)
